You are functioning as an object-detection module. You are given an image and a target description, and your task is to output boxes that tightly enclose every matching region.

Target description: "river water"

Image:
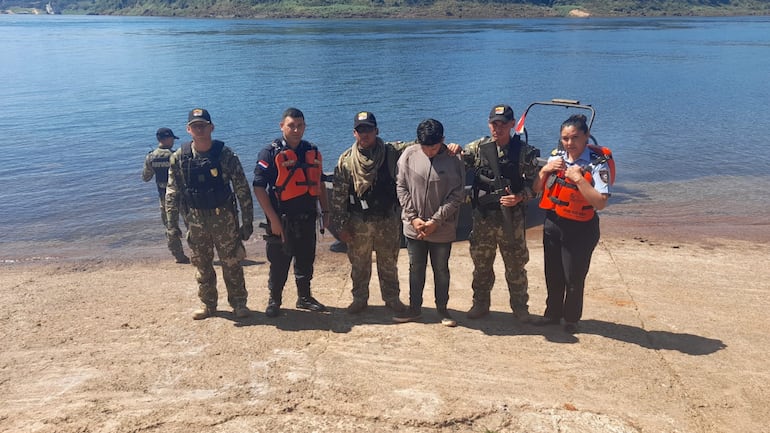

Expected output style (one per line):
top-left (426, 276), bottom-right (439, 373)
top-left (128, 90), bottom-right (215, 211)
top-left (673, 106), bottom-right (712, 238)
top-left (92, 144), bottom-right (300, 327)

top-left (1, 14), bottom-right (769, 261)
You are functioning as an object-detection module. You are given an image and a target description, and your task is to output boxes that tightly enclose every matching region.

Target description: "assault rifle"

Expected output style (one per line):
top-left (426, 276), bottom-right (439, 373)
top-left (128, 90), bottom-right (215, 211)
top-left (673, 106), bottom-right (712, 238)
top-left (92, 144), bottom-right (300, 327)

top-left (478, 141), bottom-right (516, 239)
top-left (476, 172), bottom-right (511, 208)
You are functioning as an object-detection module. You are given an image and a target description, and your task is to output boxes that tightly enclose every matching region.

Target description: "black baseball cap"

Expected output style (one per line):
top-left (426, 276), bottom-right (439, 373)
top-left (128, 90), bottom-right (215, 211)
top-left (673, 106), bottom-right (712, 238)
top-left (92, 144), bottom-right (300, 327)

top-left (488, 104), bottom-right (515, 123)
top-left (354, 111), bottom-right (377, 129)
top-left (156, 127), bottom-right (179, 139)
top-left (187, 108), bottom-right (211, 125)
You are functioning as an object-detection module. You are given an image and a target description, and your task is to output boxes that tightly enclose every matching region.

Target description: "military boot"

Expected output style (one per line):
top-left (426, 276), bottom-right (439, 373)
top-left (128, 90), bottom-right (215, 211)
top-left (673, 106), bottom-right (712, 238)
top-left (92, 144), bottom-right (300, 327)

top-left (347, 299), bottom-right (368, 314)
top-left (265, 297), bottom-right (281, 318)
top-left (466, 302), bottom-right (490, 320)
top-left (233, 305), bottom-right (251, 319)
top-left (296, 296), bottom-right (327, 312)
top-left (385, 298), bottom-right (408, 313)
top-left (512, 305), bottom-right (532, 323)
top-left (174, 253), bottom-right (190, 264)
top-left (192, 304), bottom-right (216, 320)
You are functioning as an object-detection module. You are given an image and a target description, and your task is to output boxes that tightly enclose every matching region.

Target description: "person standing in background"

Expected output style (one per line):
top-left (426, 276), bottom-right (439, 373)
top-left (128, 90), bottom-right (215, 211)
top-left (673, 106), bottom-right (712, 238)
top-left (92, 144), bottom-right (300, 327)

top-left (394, 119), bottom-right (465, 326)
top-left (253, 107), bottom-right (330, 318)
top-left (142, 127), bottom-right (190, 264)
top-left (166, 109), bottom-right (254, 320)
top-left (331, 111), bottom-right (408, 315)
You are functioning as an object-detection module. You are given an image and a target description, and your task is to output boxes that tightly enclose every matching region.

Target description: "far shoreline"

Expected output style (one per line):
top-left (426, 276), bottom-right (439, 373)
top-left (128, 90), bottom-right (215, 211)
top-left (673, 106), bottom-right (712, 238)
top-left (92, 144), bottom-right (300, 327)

top-left (4, 5), bottom-right (770, 20)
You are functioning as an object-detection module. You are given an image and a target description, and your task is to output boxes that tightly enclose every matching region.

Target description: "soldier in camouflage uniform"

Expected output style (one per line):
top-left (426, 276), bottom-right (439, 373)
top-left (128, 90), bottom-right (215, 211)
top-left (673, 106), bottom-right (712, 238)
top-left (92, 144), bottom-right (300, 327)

top-left (142, 127), bottom-right (190, 264)
top-left (166, 108), bottom-right (254, 320)
top-left (331, 111), bottom-right (409, 314)
top-left (447, 104), bottom-right (540, 321)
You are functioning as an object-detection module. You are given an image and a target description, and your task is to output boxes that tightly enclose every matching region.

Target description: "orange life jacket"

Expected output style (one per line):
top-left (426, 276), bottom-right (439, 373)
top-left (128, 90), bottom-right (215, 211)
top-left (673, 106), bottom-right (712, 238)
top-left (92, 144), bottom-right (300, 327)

top-left (539, 145), bottom-right (614, 222)
top-left (274, 148), bottom-right (322, 202)
top-left (539, 170), bottom-right (596, 221)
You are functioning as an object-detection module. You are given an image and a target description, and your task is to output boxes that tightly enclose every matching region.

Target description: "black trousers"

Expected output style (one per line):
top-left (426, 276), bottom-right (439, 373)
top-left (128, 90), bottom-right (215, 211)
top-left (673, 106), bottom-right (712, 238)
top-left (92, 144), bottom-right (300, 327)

top-left (266, 216), bottom-right (316, 303)
top-left (542, 211), bottom-right (600, 323)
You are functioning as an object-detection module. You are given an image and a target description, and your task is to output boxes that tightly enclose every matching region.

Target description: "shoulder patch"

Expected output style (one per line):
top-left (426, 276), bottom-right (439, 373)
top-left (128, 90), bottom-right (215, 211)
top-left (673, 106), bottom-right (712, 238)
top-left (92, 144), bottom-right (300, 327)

top-left (599, 170), bottom-right (610, 184)
top-left (550, 148), bottom-right (560, 156)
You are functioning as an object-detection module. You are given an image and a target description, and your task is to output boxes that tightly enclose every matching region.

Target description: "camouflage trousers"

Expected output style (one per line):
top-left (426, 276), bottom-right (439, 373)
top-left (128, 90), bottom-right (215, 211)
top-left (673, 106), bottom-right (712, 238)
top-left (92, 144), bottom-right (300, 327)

top-left (159, 198), bottom-right (188, 259)
top-left (345, 214), bottom-right (402, 304)
top-left (186, 207), bottom-right (247, 309)
top-left (468, 206), bottom-right (529, 312)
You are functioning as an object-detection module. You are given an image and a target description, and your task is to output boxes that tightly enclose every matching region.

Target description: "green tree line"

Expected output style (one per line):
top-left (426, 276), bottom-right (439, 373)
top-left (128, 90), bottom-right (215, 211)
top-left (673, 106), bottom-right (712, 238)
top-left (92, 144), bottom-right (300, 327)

top-left (3, 0), bottom-right (769, 18)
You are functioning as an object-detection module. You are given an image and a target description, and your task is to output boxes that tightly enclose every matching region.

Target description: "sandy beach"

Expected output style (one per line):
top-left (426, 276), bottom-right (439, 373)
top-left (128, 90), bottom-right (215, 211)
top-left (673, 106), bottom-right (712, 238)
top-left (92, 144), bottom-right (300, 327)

top-left (2, 215), bottom-right (769, 433)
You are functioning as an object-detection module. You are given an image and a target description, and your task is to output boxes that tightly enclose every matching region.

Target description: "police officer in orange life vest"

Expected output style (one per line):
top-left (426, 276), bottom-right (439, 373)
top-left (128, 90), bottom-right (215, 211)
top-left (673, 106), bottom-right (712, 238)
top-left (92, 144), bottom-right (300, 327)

top-left (532, 114), bottom-right (611, 334)
top-left (253, 107), bottom-right (330, 318)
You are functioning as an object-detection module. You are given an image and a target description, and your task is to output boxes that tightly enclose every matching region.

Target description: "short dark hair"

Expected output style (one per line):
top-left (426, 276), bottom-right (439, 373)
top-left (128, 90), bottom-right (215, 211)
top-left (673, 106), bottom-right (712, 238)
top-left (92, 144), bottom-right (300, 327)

top-left (282, 107), bottom-right (304, 120)
top-left (561, 114), bottom-right (589, 134)
top-left (416, 118), bottom-right (444, 146)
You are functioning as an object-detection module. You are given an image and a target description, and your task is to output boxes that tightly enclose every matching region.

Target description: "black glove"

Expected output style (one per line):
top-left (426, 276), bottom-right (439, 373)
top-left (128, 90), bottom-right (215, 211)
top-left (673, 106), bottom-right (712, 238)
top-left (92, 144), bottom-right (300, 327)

top-left (166, 226), bottom-right (182, 238)
top-left (240, 223), bottom-right (253, 241)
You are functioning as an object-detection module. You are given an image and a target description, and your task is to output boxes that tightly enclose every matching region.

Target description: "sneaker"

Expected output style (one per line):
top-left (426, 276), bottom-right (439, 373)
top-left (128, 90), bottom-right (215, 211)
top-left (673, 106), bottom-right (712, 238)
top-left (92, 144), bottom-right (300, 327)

top-left (296, 296), bottom-right (328, 312)
top-left (393, 308), bottom-right (421, 323)
top-left (466, 302), bottom-right (490, 320)
top-left (347, 299), bottom-right (368, 314)
top-left (233, 305), bottom-right (251, 319)
top-left (175, 255), bottom-right (191, 264)
top-left (265, 299), bottom-right (281, 318)
top-left (437, 308), bottom-right (457, 327)
top-left (532, 315), bottom-right (561, 326)
top-left (564, 322), bottom-right (579, 334)
top-left (385, 299), bottom-right (408, 313)
top-left (192, 305), bottom-right (216, 320)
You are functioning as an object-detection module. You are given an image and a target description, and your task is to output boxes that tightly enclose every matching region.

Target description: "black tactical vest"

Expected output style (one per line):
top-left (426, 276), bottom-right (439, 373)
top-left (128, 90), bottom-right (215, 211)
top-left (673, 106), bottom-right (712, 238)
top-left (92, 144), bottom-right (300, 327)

top-left (473, 136), bottom-right (524, 210)
top-left (180, 140), bottom-right (232, 209)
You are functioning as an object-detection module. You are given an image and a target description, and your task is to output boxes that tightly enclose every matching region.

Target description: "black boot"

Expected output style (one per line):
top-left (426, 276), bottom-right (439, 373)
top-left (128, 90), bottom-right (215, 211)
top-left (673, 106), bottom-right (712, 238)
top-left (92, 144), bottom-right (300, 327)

top-left (265, 296), bottom-right (281, 318)
top-left (296, 295), bottom-right (327, 312)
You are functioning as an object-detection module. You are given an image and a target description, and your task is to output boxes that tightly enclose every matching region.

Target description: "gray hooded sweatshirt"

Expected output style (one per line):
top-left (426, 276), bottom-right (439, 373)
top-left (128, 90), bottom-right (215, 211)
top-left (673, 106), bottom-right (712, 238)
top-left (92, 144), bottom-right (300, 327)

top-left (396, 144), bottom-right (466, 243)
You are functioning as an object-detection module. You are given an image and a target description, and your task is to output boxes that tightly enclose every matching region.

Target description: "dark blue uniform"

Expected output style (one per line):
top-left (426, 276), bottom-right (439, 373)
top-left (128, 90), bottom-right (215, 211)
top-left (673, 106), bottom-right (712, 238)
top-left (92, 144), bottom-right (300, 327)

top-left (253, 139), bottom-right (325, 315)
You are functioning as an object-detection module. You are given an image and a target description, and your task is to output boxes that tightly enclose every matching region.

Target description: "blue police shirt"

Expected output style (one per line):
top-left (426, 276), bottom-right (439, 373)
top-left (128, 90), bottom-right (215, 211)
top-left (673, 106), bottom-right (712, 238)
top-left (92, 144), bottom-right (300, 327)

top-left (547, 147), bottom-right (611, 195)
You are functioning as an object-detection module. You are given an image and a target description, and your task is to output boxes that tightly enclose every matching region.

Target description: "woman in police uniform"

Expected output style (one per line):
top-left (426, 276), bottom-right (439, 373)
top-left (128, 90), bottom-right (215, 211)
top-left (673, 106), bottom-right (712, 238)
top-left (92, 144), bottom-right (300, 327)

top-left (532, 114), bottom-right (611, 334)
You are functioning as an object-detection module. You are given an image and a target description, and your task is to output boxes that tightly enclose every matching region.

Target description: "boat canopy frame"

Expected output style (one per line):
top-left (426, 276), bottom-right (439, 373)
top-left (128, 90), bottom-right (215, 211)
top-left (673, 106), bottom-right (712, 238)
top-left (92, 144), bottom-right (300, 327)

top-left (516, 98), bottom-right (598, 148)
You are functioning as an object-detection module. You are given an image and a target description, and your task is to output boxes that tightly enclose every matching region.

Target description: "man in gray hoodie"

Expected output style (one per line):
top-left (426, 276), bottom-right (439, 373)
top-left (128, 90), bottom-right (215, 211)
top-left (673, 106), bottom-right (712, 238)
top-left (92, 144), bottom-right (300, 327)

top-left (394, 119), bottom-right (466, 326)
